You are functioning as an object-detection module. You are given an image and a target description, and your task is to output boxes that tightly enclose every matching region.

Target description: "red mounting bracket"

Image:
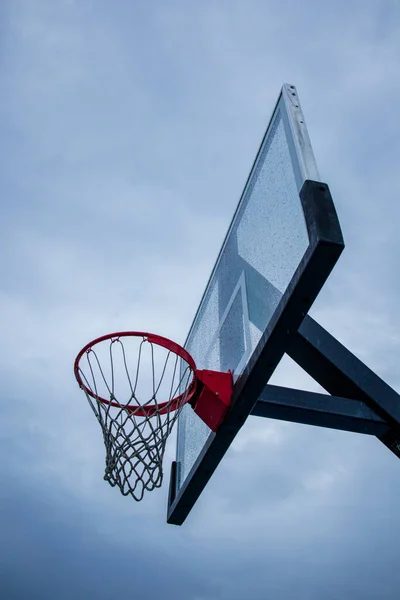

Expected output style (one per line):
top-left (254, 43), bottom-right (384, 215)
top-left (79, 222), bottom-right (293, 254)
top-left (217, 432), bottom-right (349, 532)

top-left (190, 369), bottom-right (233, 431)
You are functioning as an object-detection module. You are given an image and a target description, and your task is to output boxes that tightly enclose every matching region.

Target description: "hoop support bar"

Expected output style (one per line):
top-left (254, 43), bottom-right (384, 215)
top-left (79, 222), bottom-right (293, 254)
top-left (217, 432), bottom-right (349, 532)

top-left (191, 370), bottom-right (233, 431)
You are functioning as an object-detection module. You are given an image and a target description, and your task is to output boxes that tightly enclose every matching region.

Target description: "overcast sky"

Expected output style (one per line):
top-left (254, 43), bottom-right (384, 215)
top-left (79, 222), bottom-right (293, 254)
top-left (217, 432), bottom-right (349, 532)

top-left (2, 1), bottom-right (400, 598)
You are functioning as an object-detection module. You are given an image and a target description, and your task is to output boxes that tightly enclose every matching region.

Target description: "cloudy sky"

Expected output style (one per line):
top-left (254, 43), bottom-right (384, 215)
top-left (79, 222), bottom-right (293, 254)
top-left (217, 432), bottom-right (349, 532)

top-left (2, 0), bottom-right (400, 598)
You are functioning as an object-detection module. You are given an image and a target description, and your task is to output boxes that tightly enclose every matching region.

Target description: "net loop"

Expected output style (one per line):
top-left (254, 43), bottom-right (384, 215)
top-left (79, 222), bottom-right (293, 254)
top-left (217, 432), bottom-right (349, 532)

top-left (74, 332), bottom-right (197, 501)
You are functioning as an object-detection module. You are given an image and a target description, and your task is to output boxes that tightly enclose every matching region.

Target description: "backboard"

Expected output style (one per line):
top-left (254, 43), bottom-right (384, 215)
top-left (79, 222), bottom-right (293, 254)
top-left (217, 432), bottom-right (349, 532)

top-left (167, 84), bottom-right (344, 525)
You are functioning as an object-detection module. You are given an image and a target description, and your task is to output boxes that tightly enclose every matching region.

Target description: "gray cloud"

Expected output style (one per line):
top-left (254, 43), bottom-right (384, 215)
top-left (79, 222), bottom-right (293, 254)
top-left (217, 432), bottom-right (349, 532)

top-left (2, 0), bottom-right (400, 598)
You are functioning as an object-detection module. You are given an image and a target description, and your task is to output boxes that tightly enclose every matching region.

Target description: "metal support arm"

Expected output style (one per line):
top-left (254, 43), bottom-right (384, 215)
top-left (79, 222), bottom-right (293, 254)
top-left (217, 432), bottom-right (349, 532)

top-left (252, 385), bottom-right (389, 436)
top-left (274, 315), bottom-right (400, 457)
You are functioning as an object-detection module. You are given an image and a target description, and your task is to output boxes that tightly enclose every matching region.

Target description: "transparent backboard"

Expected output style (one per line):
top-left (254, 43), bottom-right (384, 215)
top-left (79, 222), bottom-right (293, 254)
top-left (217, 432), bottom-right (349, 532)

top-left (169, 84), bottom-right (331, 523)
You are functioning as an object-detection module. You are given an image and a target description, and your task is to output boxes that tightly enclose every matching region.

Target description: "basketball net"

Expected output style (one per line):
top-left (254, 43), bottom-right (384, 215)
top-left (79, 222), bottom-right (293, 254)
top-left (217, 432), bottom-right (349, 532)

top-left (74, 333), bottom-right (195, 501)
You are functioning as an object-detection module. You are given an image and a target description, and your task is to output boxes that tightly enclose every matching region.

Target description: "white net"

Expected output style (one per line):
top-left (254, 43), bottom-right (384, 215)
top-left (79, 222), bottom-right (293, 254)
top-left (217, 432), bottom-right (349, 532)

top-left (75, 334), bottom-right (195, 501)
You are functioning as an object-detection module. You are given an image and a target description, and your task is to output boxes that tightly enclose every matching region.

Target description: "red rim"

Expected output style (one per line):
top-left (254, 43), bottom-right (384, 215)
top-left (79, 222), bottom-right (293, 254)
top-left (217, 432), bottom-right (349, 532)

top-left (74, 331), bottom-right (197, 416)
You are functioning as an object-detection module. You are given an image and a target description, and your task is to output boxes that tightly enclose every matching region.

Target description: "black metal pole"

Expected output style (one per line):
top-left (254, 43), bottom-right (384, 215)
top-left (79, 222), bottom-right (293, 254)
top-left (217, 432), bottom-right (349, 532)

top-left (252, 384), bottom-right (389, 436)
top-left (286, 315), bottom-right (400, 458)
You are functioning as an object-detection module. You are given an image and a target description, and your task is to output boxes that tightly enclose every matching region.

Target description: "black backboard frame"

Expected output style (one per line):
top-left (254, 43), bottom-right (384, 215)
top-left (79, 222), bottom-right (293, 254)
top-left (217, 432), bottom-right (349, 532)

top-left (167, 180), bottom-right (344, 525)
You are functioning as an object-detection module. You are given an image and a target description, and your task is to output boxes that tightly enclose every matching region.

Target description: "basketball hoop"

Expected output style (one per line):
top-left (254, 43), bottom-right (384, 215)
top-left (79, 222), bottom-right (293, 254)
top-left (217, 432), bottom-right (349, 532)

top-left (74, 332), bottom-right (232, 501)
